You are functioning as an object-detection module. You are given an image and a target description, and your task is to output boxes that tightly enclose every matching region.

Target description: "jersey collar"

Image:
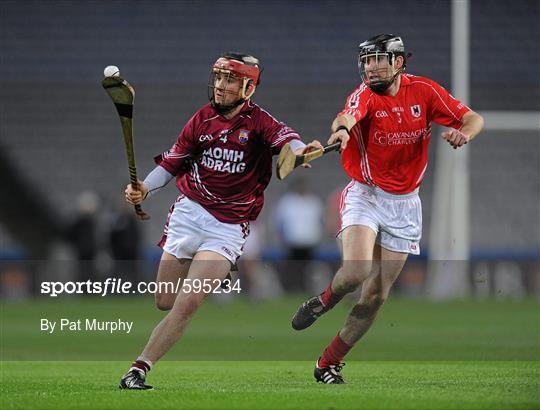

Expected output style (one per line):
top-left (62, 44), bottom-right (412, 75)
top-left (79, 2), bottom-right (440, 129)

top-left (399, 73), bottom-right (411, 87)
top-left (240, 99), bottom-right (255, 114)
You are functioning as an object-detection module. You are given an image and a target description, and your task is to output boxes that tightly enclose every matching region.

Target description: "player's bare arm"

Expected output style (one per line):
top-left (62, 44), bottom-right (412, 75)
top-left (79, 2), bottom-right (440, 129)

top-left (441, 110), bottom-right (485, 149)
top-left (328, 113), bottom-right (357, 150)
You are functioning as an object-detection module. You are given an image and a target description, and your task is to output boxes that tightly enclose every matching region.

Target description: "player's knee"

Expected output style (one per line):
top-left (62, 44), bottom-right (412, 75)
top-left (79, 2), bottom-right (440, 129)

top-left (351, 297), bottom-right (384, 320)
top-left (343, 260), bottom-right (372, 278)
top-left (339, 276), bottom-right (363, 293)
top-left (363, 292), bottom-right (387, 310)
top-left (155, 293), bottom-right (174, 311)
top-left (173, 292), bottom-right (205, 316)
top-left (340, 261), bottom-right (372, 290)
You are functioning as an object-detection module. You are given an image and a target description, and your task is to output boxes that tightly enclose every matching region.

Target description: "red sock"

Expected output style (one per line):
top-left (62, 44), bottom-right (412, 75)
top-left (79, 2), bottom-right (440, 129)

top-left (320, 282), bottom-right (344, 309)
top-left (318, 332), bottom-right (352, 368)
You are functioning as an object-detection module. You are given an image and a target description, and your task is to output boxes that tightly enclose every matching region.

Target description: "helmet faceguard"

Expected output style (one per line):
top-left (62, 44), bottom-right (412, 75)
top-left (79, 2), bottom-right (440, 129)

top-left (208, 53), bottom-right (261, 115)
top-left (357, 34), bottom-right (409, 94)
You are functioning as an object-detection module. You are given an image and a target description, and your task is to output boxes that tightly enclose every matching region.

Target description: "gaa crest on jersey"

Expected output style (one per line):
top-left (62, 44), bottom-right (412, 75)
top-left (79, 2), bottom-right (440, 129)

top-left (238, 129), bottom-right (250, 144)
top-left (410, 104), bottom-right (421, 118)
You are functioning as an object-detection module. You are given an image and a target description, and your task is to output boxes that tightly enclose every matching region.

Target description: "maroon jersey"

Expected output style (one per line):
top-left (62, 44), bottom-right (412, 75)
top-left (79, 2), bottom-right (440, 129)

top-left (154, 101), bottom-right (301, 223)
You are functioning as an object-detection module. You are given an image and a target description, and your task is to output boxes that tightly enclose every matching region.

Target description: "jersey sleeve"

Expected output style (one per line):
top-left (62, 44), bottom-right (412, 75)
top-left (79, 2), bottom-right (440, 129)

top-left (258, 108), bottom-right (301, 155)
top-left (338, 85), bottom-right (370, 122)
top-left (425, 79), bottom-right (471, 129)
top-left (153, 114), bottom-right (198, 175)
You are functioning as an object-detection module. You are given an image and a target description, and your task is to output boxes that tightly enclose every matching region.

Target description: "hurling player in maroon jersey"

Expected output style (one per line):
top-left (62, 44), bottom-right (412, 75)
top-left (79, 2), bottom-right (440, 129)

top-left (291, 34), bottom-right (484, 384)
top-left (119, 53), bottom-right (322, 390)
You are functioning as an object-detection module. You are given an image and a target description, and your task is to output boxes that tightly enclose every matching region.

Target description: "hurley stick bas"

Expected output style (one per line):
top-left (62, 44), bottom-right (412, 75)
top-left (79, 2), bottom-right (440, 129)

top-left (276, 142), bottom-right (341, 180)
top-left (102, 74), bottom-right (150, 220)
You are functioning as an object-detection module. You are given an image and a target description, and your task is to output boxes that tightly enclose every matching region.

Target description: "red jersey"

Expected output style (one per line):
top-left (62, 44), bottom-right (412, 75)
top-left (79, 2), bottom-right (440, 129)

top-left (154, 101), bottom-right (301, 223)
top-left (340, 74), bottom-right (470, 194)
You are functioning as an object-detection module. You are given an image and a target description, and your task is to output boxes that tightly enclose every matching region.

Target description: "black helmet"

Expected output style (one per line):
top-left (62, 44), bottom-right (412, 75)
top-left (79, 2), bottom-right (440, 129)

top-left (358, 34), bottom-right (409, 94)
top-left (359, 34), bottom-right (406, 60)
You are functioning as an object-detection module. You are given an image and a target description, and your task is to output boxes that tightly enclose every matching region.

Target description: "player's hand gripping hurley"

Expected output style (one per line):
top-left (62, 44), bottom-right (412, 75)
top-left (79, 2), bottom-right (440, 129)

top-left (102, 75), bottom-right (150, 220)
top-left (276, 142), bottom-right (341, 180)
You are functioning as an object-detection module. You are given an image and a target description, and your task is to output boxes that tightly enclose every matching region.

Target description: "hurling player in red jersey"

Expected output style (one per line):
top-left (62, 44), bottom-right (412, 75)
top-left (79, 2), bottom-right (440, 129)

top-left (291, 34), bottom-right (484, 384)
top-left (119, 52), bottom-right (322, 390)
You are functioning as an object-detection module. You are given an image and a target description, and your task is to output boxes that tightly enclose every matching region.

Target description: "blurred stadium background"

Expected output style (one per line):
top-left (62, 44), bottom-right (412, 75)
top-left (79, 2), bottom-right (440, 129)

top-left (1, 0), bottom-right (539, 301)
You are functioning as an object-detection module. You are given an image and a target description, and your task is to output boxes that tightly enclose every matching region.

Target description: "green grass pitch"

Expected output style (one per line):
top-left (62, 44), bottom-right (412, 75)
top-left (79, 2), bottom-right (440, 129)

top-left (1, 296), bottom-right (539, 409)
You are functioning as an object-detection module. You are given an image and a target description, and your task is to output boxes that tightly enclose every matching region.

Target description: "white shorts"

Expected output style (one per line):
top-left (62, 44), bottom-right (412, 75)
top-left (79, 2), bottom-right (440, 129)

top-left (158, 195), bottom-right (250, 264)
top-left (339, 181), bottom-right (422, 255)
